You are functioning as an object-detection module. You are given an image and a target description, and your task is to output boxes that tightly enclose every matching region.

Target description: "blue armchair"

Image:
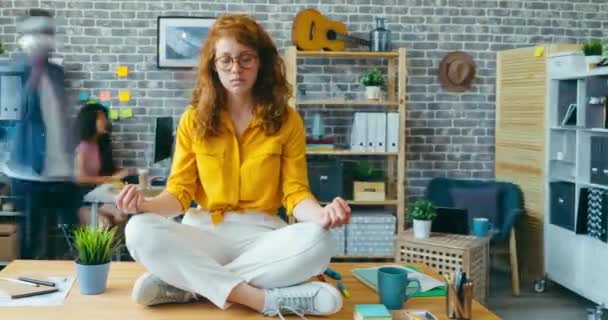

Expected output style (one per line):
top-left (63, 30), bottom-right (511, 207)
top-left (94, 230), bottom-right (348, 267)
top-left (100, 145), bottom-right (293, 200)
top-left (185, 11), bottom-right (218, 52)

top-left (425, 177), bottom-right (524, 296)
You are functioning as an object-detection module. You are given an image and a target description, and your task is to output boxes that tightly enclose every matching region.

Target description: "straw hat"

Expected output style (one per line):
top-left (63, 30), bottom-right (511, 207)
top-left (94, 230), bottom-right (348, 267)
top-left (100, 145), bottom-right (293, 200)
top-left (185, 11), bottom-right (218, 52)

top-left (438, 51), bottom-right (476, 92)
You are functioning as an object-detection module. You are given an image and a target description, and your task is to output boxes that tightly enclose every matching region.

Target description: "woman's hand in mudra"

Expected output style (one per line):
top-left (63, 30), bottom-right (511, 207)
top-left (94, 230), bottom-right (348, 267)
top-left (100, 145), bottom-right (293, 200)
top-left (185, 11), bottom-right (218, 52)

top-left (115, 184), bottom-right (145, 215)
top-left (318, 197), bottom-right (351, 229)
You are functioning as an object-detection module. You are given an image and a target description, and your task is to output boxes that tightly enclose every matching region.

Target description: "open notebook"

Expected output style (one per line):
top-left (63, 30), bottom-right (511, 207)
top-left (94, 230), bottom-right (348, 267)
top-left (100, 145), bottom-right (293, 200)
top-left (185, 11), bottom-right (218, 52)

top-left (351, 265), bottom-right (446, 297)
top-left (0, 278), bottom-right (58, 299)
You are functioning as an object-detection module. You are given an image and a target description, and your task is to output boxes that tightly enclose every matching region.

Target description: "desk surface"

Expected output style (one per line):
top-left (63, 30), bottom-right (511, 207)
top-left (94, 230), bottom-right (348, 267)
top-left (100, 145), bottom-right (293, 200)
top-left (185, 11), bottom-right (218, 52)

top-left (1, 260), bottom-right (500, 320)
top-left (84, 184), bottom-right (163, 204)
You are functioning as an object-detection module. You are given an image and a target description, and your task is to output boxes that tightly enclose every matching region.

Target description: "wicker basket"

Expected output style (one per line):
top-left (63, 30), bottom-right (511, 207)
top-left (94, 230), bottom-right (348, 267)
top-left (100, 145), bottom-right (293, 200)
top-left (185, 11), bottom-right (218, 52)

top-left (394, 230), bottom-right (490, 305)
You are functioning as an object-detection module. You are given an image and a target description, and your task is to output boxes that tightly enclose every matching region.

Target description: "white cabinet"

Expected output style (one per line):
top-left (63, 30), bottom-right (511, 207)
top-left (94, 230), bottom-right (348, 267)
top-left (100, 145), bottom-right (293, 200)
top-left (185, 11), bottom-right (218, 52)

top-left (545, 52), bottom-right (608, 306)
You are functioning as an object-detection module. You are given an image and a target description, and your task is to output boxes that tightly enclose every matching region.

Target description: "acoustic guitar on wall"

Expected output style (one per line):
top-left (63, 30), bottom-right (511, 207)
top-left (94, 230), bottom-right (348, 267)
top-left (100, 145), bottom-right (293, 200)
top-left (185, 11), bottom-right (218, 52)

top-left (292, 8), bottom-right (369, 51)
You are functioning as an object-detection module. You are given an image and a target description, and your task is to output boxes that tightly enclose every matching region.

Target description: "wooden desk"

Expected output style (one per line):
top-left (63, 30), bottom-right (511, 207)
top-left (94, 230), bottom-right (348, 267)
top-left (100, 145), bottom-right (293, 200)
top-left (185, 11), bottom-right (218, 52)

top-left (1, 260), bottom-right (500, 320)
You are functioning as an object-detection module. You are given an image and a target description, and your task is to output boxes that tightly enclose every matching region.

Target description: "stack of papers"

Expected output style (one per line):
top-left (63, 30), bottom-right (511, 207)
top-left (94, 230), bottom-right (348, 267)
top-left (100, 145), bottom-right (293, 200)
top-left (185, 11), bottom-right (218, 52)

top-left (0, 277), bottom-right (74, 307)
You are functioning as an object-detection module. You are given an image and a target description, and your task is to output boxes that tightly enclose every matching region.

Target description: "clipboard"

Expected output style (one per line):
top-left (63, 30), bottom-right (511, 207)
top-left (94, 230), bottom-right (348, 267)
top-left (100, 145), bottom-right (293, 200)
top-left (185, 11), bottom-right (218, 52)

top-left (0, 278), bottom-right (58, 299)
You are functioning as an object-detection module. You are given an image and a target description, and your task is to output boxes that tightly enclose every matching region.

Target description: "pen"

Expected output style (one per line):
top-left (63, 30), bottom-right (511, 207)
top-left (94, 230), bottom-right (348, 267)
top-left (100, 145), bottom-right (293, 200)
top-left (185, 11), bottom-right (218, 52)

top-left (324, 267), bottom-right (342, 280)
top-left (17, 277), bottom-right (56, 287)
top-left (336, 281), bottom-right (350, 299)
top-left (0, 277), bottom-right (39, 287)
top-left (457, 272), bottom-right (467, 303)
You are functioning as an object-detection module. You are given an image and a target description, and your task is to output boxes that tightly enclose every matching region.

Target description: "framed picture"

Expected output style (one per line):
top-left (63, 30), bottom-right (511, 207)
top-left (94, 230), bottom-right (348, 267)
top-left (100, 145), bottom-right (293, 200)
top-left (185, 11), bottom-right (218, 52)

top-left (157, 16), bottom-right (215, 68)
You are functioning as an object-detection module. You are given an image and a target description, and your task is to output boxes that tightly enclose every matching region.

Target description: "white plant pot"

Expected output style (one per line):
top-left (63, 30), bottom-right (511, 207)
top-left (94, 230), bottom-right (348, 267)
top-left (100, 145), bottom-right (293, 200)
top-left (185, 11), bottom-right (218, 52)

top-left (585, 55), bottom-right (603, 71)
top-left (413, 219), bottom-right (432, 239)
top-left (365, 86), bottom-right (381, 100)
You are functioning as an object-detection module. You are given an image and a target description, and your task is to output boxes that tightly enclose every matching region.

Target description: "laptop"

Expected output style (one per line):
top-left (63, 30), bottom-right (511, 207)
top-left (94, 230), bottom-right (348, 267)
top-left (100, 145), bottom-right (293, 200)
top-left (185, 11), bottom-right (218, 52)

top-left (431, 207), bottom-right (469, 235)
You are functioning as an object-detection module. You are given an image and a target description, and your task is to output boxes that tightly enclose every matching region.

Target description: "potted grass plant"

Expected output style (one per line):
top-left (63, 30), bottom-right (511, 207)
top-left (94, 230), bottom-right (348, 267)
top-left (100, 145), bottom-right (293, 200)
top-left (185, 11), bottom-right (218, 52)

top-left (409, 199), bottom-right (437, 239)
top-left (0, 42), bottom-right (5, 56)
top-left (583, 40), bottom-right (603, 71)
top-left (361, 67), bottom-right (385, 100)
top-left (73, 226), bottom-right (121, 294)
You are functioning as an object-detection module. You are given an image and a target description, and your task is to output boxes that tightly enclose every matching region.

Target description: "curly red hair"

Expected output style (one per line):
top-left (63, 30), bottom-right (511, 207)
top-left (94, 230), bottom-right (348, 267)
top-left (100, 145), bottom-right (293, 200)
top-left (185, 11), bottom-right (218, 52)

top-left (190, 14), bottom-right (292, 138)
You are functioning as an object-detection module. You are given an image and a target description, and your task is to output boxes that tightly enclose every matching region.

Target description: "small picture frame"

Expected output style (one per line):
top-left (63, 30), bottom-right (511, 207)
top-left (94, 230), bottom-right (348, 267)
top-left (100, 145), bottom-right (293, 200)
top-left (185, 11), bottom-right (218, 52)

top-left (561, 103), bottom-right (577, 126)
top-left (156, 16), bottom-right (215, 68)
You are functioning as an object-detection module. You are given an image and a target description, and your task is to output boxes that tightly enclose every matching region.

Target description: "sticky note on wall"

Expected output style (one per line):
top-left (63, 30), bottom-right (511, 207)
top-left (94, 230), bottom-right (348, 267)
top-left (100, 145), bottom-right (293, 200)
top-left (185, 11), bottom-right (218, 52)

top-left (109, 109), bottom-right (119, 120)
top-left (99, 90), bottom-right (111, 101)
top-left (119, 91), bottom-right (130, 102)
top-left (120, 108), bottom-right (133, 119)
top-left (79, 91), bottom-right (89, 102)
top-left (116, 66), bottom-right (129, 77)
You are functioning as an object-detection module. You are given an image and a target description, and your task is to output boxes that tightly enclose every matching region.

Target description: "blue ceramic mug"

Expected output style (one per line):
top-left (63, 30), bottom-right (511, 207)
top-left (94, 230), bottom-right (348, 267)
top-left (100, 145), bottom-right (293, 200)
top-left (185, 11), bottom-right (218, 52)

top-left (473, 217), bottom-right (493, 237)
top-left (377, 267), bottom-right (422, 310)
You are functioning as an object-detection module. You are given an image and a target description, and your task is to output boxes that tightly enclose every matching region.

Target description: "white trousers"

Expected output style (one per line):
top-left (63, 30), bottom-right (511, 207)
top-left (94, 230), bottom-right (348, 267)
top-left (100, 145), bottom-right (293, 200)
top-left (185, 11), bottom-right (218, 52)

top-left (124, 210), bottom-right (335, 309)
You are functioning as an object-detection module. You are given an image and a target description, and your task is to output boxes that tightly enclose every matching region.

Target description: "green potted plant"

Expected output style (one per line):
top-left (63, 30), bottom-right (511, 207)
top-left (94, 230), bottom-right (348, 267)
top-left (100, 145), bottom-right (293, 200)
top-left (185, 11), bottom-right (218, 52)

top-left (361, 67), bottom-right (385, 100)
top-left (409, 199), bottom-right (437, 239)
top-left (0, 41), bottom-right (6, 56)
top-left (582, 40), bottom-right (603, 71)
top-left (72, 226), bottom-right (121, 295)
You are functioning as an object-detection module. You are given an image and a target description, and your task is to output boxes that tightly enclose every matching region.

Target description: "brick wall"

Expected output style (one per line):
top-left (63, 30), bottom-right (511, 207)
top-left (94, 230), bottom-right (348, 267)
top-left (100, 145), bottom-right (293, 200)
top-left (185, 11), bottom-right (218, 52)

top-left (1, 0), bottom-right (606, 201)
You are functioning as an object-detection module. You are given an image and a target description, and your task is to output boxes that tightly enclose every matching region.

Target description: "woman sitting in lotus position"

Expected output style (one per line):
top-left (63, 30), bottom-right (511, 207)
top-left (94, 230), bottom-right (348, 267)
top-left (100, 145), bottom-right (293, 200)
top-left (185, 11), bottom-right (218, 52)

top-left (115, 13), bottom-right (350, 318)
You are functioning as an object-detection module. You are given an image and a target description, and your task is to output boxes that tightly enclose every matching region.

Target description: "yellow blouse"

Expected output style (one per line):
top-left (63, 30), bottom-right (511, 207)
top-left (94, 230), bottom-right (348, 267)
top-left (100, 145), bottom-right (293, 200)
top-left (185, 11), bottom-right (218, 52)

top-left (166, 106), bottom-right (315, 224)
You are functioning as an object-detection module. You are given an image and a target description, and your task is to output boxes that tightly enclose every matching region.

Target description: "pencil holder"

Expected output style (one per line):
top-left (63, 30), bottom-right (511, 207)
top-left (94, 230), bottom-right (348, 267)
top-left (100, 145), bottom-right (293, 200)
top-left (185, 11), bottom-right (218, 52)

top-left (445, 280), bottom-right (473, 320)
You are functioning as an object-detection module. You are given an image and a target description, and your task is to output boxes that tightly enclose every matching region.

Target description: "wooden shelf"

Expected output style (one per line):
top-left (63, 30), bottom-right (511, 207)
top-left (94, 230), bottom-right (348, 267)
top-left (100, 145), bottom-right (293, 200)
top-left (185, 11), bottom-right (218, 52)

top-left (296, 50), bottom-right (400, 58)
top-left (580, 182), bottom-right (608, 191)
top-left (581, 128), bottom-right (608, 133)
top-left (297, 99), bottom-right (400, 106)
top-left (550, 126), bottom-right (579, 131)
top-left (0, 211), bottom-right (23, 217)
top-left (285, 45), bottom-right (407, 238)
top-left (548, 176), bottom-right (575, 183)
top-left (306, 149), bottom-right (398, 156)
top-left (320, 200), bottom-right (399, 206)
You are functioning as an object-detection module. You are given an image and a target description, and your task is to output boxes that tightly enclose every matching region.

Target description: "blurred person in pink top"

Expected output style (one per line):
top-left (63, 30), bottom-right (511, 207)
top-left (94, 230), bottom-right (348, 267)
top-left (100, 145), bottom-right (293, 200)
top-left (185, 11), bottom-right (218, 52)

top-left (75, 102), bottom-right (133, 226)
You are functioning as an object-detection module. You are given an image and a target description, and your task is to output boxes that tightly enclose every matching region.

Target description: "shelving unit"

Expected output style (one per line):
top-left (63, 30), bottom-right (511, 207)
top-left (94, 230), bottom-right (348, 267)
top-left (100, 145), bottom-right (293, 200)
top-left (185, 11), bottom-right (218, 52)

top-left (544, 54), bottom-right (608, 305)
top-left (297, 100), bottom-right (400, 107)
top-left (284, 46), bottom-right (407, 259)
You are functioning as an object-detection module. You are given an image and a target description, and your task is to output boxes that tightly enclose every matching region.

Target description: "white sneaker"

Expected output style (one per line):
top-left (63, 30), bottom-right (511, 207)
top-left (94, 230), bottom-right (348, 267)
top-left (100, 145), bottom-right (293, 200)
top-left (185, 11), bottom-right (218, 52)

top-left (131, 272), bottom-right (197, 306)
top-left (262, 281), bottom-right (343, 319)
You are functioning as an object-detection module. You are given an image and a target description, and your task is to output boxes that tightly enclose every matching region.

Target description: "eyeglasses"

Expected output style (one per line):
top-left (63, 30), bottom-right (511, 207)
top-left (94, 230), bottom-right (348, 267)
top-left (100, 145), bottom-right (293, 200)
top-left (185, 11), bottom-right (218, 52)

top-left (214, 53), bottom-right (258, 71)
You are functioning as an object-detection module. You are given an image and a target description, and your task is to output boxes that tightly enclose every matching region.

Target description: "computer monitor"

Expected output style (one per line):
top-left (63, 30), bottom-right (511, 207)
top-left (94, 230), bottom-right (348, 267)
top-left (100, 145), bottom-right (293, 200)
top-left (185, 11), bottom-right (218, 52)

top-left (154, 117), bottom-right (174, 163)
top-left (431, 207), bottom-right (470, 235)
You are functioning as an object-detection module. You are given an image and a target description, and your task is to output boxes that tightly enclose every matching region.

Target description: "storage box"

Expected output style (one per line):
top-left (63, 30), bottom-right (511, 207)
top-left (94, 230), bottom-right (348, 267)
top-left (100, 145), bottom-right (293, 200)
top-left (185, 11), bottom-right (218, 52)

top-left (395, 230), bottom-right (490, 305)
top-left (346, 212), bottom-right (396, 257)
top-left (308, 160), bottom-right (356, 202)
top-left (0, 224), bottom-right (18, 261)
top-left (591, 137), bottom-right (608, 185)
top-left (353, 181), bottom-right (385, 201)
top-left (548, 51), bottom-right (586, 79)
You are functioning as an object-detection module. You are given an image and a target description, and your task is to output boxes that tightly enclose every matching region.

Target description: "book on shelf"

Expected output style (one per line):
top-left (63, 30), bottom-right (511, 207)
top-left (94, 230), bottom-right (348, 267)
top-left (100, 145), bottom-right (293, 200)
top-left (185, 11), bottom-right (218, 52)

top-left (306, 144), bottom-right (335, 150)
